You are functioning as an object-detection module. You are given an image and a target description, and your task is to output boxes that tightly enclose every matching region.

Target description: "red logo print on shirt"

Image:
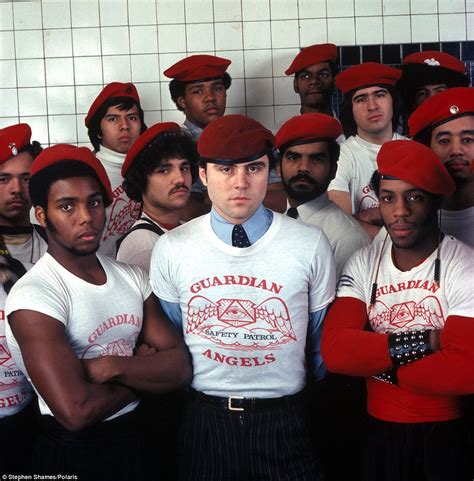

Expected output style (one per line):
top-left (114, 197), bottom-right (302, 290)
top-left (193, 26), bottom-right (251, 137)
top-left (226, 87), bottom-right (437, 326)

top-left (186, 295), bottom-right (296, 350)
top-left (103, 197), bottom-right (140, 240)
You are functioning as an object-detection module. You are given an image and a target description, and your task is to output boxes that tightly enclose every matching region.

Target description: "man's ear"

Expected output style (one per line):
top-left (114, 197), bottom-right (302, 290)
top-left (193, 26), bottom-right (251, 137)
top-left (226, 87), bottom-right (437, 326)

top-left (199, 166), bottom-right (207, 187)
top-left (293, 77), bottom-right (299, 94)
top-left (35, 206), bottom-right (47, 227)
top-left (177, 96), bottom-right (187, 111)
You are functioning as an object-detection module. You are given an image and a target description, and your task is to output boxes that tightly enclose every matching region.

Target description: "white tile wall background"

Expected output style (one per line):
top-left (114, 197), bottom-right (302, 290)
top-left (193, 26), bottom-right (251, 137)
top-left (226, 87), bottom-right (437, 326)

top-left (0, 0), bottom-right (470, 147)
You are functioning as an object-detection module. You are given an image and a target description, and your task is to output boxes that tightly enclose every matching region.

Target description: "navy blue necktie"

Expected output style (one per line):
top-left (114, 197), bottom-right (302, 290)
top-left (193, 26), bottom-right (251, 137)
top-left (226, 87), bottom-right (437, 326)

top-left (287, 207), bottom-right (299, 219)
top-left (232, 224), bottom-right (251, 248)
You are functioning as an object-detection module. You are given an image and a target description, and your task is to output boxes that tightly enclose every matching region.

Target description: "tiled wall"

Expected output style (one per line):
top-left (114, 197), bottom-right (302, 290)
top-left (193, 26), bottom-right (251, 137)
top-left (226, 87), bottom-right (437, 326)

top-left (0, 0), bottom-right (473, 148)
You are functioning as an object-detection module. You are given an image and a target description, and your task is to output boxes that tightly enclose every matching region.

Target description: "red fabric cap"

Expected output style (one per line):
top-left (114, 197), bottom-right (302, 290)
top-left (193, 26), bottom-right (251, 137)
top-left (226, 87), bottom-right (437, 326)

top-left (275, 113), bottom-right (342, 149)
top-left (163, 55), bottom-right (231, 82)
top-left (0, 124), bottom-right (32, 163)
top-left (285, 43), bottom-right (337, 75)
top-left (198, 115), bottom-right (275, 164)
top-left (377, 140), bottom-right (455, 196)
top-left (408, 87), bottom-right (474, 138)
top-left (336, 62), bottom-right (402, 94)
top-left (30, 144), bottom-right (113, 206)
top-left (122, 122), bottom-right (181, 177)
top-left (403, 51), bottom-right (466, 75)
top-left (85, 82), bottom-right (140, 128)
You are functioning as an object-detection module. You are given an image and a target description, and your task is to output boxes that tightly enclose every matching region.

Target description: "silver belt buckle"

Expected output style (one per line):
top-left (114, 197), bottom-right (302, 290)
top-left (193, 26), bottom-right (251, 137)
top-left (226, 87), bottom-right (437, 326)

top-left (228, 395), bottom-right (245, 411)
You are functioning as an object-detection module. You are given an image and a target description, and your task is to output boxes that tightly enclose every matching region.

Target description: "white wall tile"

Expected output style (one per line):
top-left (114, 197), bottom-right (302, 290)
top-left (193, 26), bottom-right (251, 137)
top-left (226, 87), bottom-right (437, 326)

top-left (214, 0), bottom-right (242, 22)
top-left (49, 115), bottom-right (77, 144)
top-left (411, 14), bottom-right (438, 42)
top-left (242, 0), bottom-right (270, 21)
top-left (17, 59), bottom-right (45, 88)
top-left (0, 3), bottom-right (14, 30)
top-left (439, 14), bottom-right (467, 41)
top-left (71, 0), bottom-right (100, 27)
top-left (0, 60), bottom-right (17, 88)
top-left (131, 54), bottom-right (160, 82)
top-left (18, 88), bottom-right (47, 116)
top-left (47, 86), bottom-right (76, 114)
top-left (15, 30), bottom-right (43, 59)
top-left (76, 85), bottom-right (102, 113)
top-left (158, 24), bottom-right (186, 53)
top-left (20, 116), bottom-right (49, 145)
top-left (271, 20), bottom-right (299, 49)
top-left (187, 24), bottom-right (215, 52)
top-left (273, 76), bottom-right (299, 104)
top-left (298, 0), bottom-right (326, 19)
top-left (1, 32), bottom-right (15, 59)
top-left (160, 81), bottom-right (176, 110)
top-left (217, 50), bottom-right (245, 78)
top-left (185, 0), bottom-right (213, 23)
top-left (327, 0), bottom-right (354, 18)
top-left (383, 15), bottom-right (412, 44)
top-left (245, 78), bottom-right (273, 106)
top-left (99, 0), bottom-right (128, 26)
top-left (42, 0), bottom-right (71, 29)
top-left (102, 55), bottom-right (131, 83)
top-left (76, 114), bottom-right (90, 142)
top-left (161, 109), bottom-right (185, 123)
top-left (46, 58), bottom-right (75, 86)
top-left (136, 82), bottom-right (161, 110)
top-left (356, 16), bottom-right (383, 45)
top-left (44, 30), bottom-right (73, 58)
top-left (327, 17), bottom-right (356, 45)
top-left (130, 26), bottom-right (158, 54)
top-left (0, 89), bottom-right (18, 117)
top-left (73, 28), bottom-right (102, 56)
top-left (74, 57), bottom-right (103, 85)
top-left (13, 2), bottom-right (42, 30)
top-left (299, 18), bottom-right (328, 45)
top-left (226, 78), bottom-right (245, 107)
top-left (382, 0), bottom-right (409, 15)
top-left (272, 48), bottom-right (299, 77)
top-left (411, 0), bottom-right (438, 14)
top-left (144, 110), bottom-right (163, 126)
top-left (128, 0), bottom-right (157, 25)
top-left (355, 0), bottom-right (382, 16)
top-left (270, 0), bottom-right (298, 20)
top-left (275, 105), bottom-right (299, 127)
top-left (215, 22), bottom-right (243, 51)
top-left (468, 14), bottom-right (474, 39)
top-left (101, 27), bottom-right (130, 55)
top-left (468, 1), bottom-right (474, 12)
top-left (244, 49), bottom-right (272, 78)
top-left (159, 53), bottom-right (187, 81)
top-left (243, 21), bottom-right (271, 49)
top-left (0, 118), bottom-right (20, 129)
top-left (438, 0), bottom-right (465, 14)
top-left (157, 0), bottom-right (185, 24)
top-left (246, 106), bottom-right (274, 127)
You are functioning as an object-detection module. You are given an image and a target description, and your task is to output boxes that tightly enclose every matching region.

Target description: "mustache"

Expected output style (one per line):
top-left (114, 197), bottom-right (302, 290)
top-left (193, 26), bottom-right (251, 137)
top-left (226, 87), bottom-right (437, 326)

top-left (170, 184), bottom-right (190, 194)
top-left (288, 173), bottom-right (318, 185)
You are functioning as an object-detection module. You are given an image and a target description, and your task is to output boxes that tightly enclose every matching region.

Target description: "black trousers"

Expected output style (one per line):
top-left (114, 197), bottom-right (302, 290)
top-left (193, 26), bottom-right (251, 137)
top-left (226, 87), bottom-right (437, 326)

top-left (364, 416), bottom-right (473, 481)
top-left (178, 392), bottom-right (322, 481)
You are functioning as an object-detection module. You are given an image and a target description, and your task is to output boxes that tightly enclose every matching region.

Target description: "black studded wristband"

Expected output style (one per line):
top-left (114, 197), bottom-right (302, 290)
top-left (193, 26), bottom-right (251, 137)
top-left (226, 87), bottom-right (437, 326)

top-left (388, 329), bottom-right (433, 368)
top-left (374, 368), bottom-right (398, 385)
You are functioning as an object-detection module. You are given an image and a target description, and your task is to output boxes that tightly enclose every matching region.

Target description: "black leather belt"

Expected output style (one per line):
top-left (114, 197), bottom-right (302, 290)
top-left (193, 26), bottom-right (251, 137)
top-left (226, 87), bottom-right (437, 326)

top-left (187, 388), bottom-right (303, 412)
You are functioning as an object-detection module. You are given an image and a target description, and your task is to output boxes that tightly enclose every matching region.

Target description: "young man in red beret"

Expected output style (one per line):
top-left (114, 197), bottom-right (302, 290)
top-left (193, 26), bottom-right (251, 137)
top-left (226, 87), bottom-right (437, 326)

top-left (149, 115), bottom-right (336, 481)
top-left (85, 82), bottom-right (147, 256)
top-left (285, 43), bottom-right (339, 116)
top-left (322, 140), bottom-right (474, 481)
top-left (0, 123), bottom-right (47, 473)
top-left (5, 145), bottom-right (191, 480)
top-left (409, 87), bottom-right (474, 247)
top-left (328, 62), bottom-right (405, 238)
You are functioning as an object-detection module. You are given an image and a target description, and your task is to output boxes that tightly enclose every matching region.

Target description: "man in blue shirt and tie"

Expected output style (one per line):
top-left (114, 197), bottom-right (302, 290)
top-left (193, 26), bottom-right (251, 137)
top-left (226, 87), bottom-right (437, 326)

top-left (149, 114), bottom-right (336, 481)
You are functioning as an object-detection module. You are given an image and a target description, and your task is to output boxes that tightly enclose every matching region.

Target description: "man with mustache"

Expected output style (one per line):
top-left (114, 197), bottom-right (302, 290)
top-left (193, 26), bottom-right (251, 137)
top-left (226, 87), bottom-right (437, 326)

top-left (276, 113), bottom-right (369, 276)
top-left (117, 122), bottom-right (199, 272)
top-left (322, 140), bottom-right (474, 481)
top-left (409, 87), bottom-right (474, 246)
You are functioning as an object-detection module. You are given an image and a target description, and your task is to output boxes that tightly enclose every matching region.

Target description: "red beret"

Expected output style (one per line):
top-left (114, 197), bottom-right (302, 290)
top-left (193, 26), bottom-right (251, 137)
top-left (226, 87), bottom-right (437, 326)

top-left (0, 124), bottom-right (32, 163)
top-left (336, 62), bottom-right (402, 94)
top-left (122, 122), bottom-right (181, 177)
top-left (377, 140), bottom-right (455, 196)
top-left (408, 87), bottom-right (474, 138)
top-left (403, 51), bottom-right (466, 75)
top-left (285, 43), bottom-right (337, 75)
top-left (30, 144), bottom-right (113, 207)
top-left (85, 82), bottom-right (140, 128)
top-left (275, 113), bottom-right (342, 150)
top-left (198, 115), bottom-right (275, 165)
top-left (163, 55), bottom-right (231, 82)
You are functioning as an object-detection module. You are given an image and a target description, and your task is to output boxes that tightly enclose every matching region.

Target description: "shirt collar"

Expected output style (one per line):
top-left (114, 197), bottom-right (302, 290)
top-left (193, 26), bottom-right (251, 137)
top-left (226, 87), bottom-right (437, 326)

top-left (285, 193), bottom-right (330, 222)
top-left (183, 119), bottom-right (203, 141)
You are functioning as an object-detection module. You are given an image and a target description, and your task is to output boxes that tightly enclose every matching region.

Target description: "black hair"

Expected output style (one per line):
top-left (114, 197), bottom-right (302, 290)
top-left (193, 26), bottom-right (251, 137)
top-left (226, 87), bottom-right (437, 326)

top-left (87, 97), bottom-right (147, 151)
top-left (169, 73), bottom-right (232, 111)
top-left (278, 139), bottom-right (340, 166)
top-left (18, 141), bottom-right (43, 159)
top-left (29, 160), bottom-right (109, 210)
top-left (339, 84), bottom-right (403, 138)
top-left (294, 60), bottom-right (339, 80)
top-left (122, 131), bottom-right (199, 202)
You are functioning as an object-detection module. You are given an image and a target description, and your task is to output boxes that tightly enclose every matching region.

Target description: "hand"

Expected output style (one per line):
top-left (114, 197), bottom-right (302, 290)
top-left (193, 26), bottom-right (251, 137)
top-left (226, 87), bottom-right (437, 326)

top-left (136, 343), bottom-right (157, 356)
top-left (81, 356), bottom-right (116, 384)
top-left (354, 207), bottom-right (382, 226)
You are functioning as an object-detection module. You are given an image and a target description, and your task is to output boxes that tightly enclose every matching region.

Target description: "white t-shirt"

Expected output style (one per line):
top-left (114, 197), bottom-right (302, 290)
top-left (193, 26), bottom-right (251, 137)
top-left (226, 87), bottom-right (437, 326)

top-left (5, 253), bottom-right (151, 420)
top-left (150, 213), bottom-right (335, 398)
top-left (96, 146), bottom-right (141, 257)
top-left (328, 133), bottom-right (405, 213)
top-left (289, 193), bottom-right (370, 277)
top-left (0, 230), bottom-right (47, 418)
top-left (440, 206), bottom-right (474, 247)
